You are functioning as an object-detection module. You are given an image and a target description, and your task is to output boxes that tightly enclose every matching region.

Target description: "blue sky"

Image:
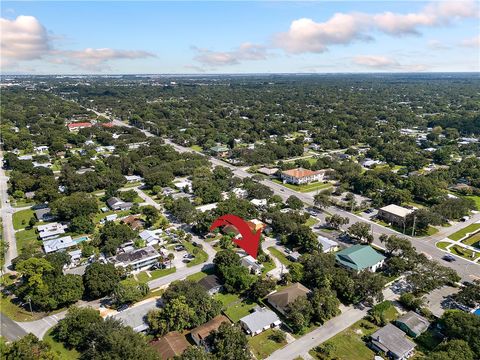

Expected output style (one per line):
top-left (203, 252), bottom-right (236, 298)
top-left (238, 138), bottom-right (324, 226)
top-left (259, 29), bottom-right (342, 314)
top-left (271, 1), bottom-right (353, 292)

top-left (1, 1), bottom-right (479, 74)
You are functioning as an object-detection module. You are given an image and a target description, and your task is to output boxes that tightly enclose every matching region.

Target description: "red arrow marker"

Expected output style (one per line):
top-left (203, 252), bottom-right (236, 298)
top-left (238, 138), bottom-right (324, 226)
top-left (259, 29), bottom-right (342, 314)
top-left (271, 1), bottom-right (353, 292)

top-left (210, 214), bottom-right (262, 259)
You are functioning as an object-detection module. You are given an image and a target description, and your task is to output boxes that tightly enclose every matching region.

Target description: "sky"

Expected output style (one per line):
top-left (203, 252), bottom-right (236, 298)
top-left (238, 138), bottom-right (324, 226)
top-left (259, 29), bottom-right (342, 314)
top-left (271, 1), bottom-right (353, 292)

top-left (1, 1), bottom-right (479, 74)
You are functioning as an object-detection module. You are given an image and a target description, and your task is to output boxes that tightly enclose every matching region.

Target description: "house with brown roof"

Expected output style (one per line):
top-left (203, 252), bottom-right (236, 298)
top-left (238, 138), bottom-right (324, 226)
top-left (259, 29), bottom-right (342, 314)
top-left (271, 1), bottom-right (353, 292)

top-left (122, 215), bottom-right (144, 231)
top-left (266, 283), bottom-right (310, 315)
top-left (149, 332), bottom-right (189, 359)
top-left (190, 315), bottom-right (230, 347)
top-left (281, 168), bottom-right (328, 185)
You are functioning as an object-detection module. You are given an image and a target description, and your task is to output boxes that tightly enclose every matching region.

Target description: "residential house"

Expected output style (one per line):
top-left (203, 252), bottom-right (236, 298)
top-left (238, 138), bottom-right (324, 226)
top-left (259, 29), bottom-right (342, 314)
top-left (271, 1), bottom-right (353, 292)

top-left (378, 204), bottom-right (414, 227)
top-left (35, 207), bottom-right (54, 222)
top-left (239, 307), bottom-right (282, 336)
top-left (198, 274), bottom-right (223, 295)
top-left (370, 323), bottom-right (416, 360)
top-left (250, 198), bottom-right (268, 208)
top-left (191, 315), bottom-right (230, 347)
top-left (139, 229), bottom-right (163, 247)
top-left (362, 159), bottom-right (382, 168)
top-left (37, 222), bottom-right (67, 240)
top-left (68, 249), bottom-right (82, 266)
top-left (267, 283), bottom-right (310, 315)
top-left (317, 235), bottom-right (339, 253)
top-left (100, 214), bottom-right (118, 224)
top-left (43, 235), bottom-right (88, 254)
top-left (231, 187), bottom-right (248, 199)
top-left (196, 203), bottom-right (218, 212)
top-left (335, 245), bottom-right (386, 272)
top-left (247, 219), bottom-right (265, 233)
top-left (111, 246), bottom-right (161, 272)
top-left (210, 145), bottom-right (230, 158)
top-left (106, 197), bottom-right (133, 211)
top-left (125, 175), bottom-right (143, 183)
top-left (173, 178), bottom-right (193, 193)
top-left (122, 215), bottom-right (145, 231)
top-left (149, 332), bottom-right (189, 359)
top-left (34, 145), bottom-right (49, 153)
top-left (395, 311), bottom-right (430, 338)
top-left (280, 168), bottom-right (327, 185)
top-left (287, 251), bottom-right (302, 262)
top-left (241, 255), bottom-right (263, 275)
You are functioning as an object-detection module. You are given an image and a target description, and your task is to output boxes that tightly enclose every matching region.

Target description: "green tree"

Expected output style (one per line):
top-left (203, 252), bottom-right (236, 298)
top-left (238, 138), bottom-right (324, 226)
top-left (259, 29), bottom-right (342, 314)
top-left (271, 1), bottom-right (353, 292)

top-left (70, 215), bottom-right (95, 234)
top-left (2, 333), bottom-right (58, 360)
top-left (210, 322), bottom-right (251, 360)
top-left (309, 287), bottom-right (340, 325)
top-left (285, 296), bottom-right (313, 333)
top-left (112, 279), bottom-right (149, 305)
top-left (83, 263), bottom-right (121, 299)
top-left (347, 222), bottom-right (373, 244)
top-left (286, 195), bottom-right (303, 210)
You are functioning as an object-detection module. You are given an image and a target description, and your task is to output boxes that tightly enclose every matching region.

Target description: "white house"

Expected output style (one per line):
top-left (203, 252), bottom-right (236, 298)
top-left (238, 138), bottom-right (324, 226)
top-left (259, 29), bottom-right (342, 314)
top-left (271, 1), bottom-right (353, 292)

top-left (317, 236), bottom-right (340, 253)
top-left (125, 175), bottom-right (143, 183)
top-left (241, 255), bottom-right (263, 275)
top-left (173, 178), bottom-right (193, 193)
top-left (250, 199), bottom-right (268, 208)
top-left (110, 246), bottom-right (161, 272)
top-left (139, 229), bottom-right (163, 246)
top-left (37, 222), bottom-right (67, 240)
top-left (239, 307), bottom-right (282, 336)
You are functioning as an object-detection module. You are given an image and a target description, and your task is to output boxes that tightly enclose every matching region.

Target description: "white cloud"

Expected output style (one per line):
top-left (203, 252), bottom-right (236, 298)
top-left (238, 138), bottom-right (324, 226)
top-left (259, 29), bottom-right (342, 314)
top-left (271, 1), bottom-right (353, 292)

top-left (352, 54), bottom-right (427, 71)
top-left (461, 35), bottom-right (480, 48)
top-left (1, 15), bottom-right (155, 71)
top-left (427, 39), bottom-right (450, 50)
top-left (193, 43), bottom-right (268, 67)
top-left (353, 55), bottom-right (398, 67)
top-left (0, 15), bottom-right (50, 67)
top-left (274, 0), bottom-right (479, 54)
top-left (52, 48), bottom-right (155, 70)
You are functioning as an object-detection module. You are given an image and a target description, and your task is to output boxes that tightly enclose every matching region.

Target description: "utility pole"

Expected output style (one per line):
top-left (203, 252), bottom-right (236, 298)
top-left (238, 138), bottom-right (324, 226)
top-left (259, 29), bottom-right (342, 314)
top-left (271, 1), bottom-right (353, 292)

top-left (411, 215), bottom-right (416, 237)
top-left (26, 296), bottom-right (33, 317)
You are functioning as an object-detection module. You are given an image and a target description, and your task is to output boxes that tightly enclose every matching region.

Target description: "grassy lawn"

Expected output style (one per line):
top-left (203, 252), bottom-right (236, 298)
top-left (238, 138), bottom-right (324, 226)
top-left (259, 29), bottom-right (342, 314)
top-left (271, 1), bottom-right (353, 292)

top-left (12, 209), bottom-right (34, 230)
top-left (214, 292), bottom-right (258, 322)
top-left (262, 259), bottom-right (276, 274)
top-left (11, 199), bottom-right (35, 208)
top-left (448, 223), bottom-right (480, 241)
top-left (450, 245), bottom-right (480, 261)
top-left (182, 241), bottom-right (208, 267)
top-left (135, 267), bottom-right (176, 284)
top-left (309, 319), bottom-right (378, 360)
top-left (464, 195), bottom-right (480, 210)
top-left (462, 231), bottom-right (480, 248)
top-left (268, 247), bottom-right (293, 267)
top-left (272, 179), bottom-right (332, 193)
top-left (15, 228), bottom-right (41, 254)
top-left (0, 295), bottom-right (45, 322)
top-left (305, 217), bottom-right (319, 227)
top-left (190, 145), bottom-right (203, 152)
top-left (186, 270), bottom-right (210, 282)
top-left (43, 328), bottom-right (80, 360)
top-left (436, 241), bottom-right (450, 250)
top-left (248, 329), bottom-right (287, 359)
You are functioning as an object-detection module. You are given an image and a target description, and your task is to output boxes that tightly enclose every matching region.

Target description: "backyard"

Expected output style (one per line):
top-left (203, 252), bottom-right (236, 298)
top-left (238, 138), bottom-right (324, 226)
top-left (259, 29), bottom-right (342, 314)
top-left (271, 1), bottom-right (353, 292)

top-left (214, 292), bottom-right (258, 323)
top-left (248, 328), bottom-right (287, 359)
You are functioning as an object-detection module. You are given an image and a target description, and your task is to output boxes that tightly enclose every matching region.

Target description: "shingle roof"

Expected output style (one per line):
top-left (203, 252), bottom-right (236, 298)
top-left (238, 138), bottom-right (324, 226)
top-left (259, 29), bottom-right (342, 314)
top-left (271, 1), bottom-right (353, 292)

top-left (267, 283), bottom-right (310, 311)
top-left (396, 311), bottom-right (430, 335)
top-left (191, 315), bottom-right (230, 341)
top-left (198, 274), bottom-right (222, 292)
top-left (149, 332), bottom-right (189, 359)
top-left (371, 323), bottom-right (416, 358)
top-left (335, 245), bottom-right (386, 271)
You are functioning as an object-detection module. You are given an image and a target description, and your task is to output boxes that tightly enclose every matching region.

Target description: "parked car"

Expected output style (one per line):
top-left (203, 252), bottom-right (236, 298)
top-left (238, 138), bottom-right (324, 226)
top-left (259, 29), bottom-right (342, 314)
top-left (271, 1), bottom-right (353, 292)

top-left (174, 245), bottom-right (185, 251)
top-left (192, 241), bottom-right (198, 247)
top-left (117, 304), bottom-right (129, 312)
top-left (443, 254), bottom-right (456, 262)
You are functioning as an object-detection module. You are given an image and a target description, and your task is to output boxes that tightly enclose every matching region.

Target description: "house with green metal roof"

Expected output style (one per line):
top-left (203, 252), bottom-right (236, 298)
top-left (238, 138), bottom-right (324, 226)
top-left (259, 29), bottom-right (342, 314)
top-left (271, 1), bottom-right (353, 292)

top-left (335, 244), bottom-right (386, 272)
top-left (209, 145), bottom-right (230, 158)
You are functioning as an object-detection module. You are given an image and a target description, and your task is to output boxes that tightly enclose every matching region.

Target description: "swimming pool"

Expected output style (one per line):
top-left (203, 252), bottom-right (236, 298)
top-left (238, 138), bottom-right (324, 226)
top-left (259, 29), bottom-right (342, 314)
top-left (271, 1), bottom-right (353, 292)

top-left (73, 236), bottom-right (89, 244)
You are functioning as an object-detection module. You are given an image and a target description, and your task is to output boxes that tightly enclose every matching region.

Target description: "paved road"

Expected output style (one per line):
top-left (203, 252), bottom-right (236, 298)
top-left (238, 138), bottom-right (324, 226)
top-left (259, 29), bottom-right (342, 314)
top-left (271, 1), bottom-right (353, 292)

top-left (0, 150), bottom-right (17, 271)
top-left (164, 139), bottom-right (480, 281)
top-left (0, 312), bottom-right (27, 342)
top-left (266, 288), bottom-right (398, 360)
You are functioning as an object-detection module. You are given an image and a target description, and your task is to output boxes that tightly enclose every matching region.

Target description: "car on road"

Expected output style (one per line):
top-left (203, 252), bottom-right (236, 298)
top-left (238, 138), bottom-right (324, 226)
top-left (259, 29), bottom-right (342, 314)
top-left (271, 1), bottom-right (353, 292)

top-left (442, 254), bottom-right (456, 262)
top-left (117, 304), bottom-right (129, 312)
top-left (284, 248), bottom-right (292, 254)
top-left (174, 245), bottom-right (185, 251)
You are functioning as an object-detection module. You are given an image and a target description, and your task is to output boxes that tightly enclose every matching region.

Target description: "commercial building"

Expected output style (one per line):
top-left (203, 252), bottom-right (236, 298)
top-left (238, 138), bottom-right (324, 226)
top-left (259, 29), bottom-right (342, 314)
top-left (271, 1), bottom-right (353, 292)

top-left (280, 168), bottom-right (327, 185)
top-left (111, 246), bottom-right (161, 272)
top-left (378, 204), bottom-right (414, 227)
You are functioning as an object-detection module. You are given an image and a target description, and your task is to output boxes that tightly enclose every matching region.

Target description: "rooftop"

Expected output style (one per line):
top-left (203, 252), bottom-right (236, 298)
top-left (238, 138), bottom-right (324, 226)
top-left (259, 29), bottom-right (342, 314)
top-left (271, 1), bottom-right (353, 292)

top-left (379, 204), bottom-right (414, 218)
top-left (240, 307), bottom-right (281, 333)
top-left (267, 283), bottom-right (310, 311)
top-left (149, 332), bottom-right (189, 359)
top-left (396, 311), bottom-right (430, 335)
top-left (113, 246), bottom-right (160, 265)
top-left (371, 323), bottom-right (416, 358)
top-left (191, 315), bottom-right (230, 341)
top-left (198, 274), bottom-right (222, 292)
top-left (335, 245), bottom-right (386, 271)
top-left (281, 167), bottom-right (323, 179)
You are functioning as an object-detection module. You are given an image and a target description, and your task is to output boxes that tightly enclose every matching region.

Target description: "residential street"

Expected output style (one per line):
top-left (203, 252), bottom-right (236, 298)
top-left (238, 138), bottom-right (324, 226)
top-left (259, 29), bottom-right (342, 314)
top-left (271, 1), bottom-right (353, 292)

top-left (266, 288), bottom-right (398, 360)
top-left (0, 313), bottom-right (27, 342)
top-left (0, 150), bottom-right (18, 271)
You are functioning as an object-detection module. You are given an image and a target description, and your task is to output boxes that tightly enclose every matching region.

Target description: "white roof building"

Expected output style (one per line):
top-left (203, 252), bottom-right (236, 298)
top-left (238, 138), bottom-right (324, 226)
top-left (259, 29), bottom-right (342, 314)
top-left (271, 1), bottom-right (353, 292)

top-left (239, 307), bottom-right (282, 336)
top-left (250, 199), bottom-right (268, 207)
top-left (37, 222), bottom-right (67, 240)
top-left (173, 178), bottom-right (193, 193)
top-left (317, 236), bottom-right (340, 253)
top-left (196, 203), bottom-right (218, 212)
top-left (139, 229), bottom-right (163, 246)
top-left (43, 236), bottom-right (74, 253)
top-left (125, 175), bottom-right (143, 183)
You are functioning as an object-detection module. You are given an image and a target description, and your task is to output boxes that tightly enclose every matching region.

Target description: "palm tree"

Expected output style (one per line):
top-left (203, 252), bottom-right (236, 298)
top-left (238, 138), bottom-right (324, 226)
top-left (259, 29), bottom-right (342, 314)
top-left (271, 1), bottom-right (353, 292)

top-left (167, 253), bottom-right (175, 269)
